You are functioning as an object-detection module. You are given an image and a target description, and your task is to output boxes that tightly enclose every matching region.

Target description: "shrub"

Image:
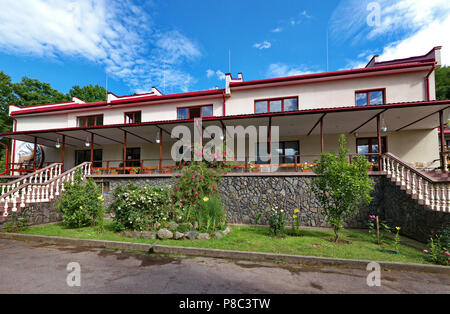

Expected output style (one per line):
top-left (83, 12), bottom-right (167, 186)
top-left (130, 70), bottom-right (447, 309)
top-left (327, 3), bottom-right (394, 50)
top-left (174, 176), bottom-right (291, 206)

top-left (56, 169), bottom-right (104, 228)
top-left (312, 134), bottom-right (374, 242)
top-left (172, 161), bottom-right (228, 232)
top-left (268, 207), bottom-right (286, 236)
top-left (425, 224), bottom-right (449, 266)
top-left (110, 184), bottom-right (172, 231)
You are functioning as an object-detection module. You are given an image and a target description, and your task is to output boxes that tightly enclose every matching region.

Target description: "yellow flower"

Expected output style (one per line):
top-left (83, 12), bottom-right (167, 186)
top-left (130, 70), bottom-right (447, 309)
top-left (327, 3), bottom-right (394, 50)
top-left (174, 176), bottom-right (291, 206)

top-left (203, 197), bottom-right (209, 202)
top-left (293, 215), bottom-right (298, 219)
top-left (294, 208), bottom-right (300, 213)
top-left (396, 226), bottom-right (401, 231)
top-left (98, 195), bottom-right (104, 201)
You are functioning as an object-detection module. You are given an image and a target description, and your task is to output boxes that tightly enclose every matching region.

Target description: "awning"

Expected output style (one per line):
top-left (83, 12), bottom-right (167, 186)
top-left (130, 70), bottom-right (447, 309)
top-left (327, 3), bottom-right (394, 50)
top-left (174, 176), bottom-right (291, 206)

top-left (1, 100), bottom-right (449, 147)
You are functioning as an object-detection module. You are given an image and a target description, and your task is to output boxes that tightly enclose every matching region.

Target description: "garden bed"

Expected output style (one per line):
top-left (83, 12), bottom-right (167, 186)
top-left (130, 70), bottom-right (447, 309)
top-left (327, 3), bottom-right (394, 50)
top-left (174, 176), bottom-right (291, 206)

top-left (17, 220), bottom-right (431, 265)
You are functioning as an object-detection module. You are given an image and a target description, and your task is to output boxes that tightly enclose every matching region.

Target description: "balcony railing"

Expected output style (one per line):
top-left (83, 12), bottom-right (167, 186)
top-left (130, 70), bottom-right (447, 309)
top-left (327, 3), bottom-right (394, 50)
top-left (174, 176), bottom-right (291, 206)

top-left (89, 153), bottom-right (383, 175)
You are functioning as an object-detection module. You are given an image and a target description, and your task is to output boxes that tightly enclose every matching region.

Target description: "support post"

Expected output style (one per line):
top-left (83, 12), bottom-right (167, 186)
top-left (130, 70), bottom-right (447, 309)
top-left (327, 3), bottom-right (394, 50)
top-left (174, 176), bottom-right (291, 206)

top-left (320, 116), bottom-right (324, 153)
top-left (439, 110), bottom-right (447, 171)
top-left (61, 135), bottom-right (65, 171)
top-left (377, 114), bottom-right (382, 170)
top-left (159, 130), bottom-right (163, 172)
top-left (268, 117), bottom-right (272, 172)
top-left (33, 137), bottom-right (37, 170)
top-left (123, 131), bottom-right (127, 174)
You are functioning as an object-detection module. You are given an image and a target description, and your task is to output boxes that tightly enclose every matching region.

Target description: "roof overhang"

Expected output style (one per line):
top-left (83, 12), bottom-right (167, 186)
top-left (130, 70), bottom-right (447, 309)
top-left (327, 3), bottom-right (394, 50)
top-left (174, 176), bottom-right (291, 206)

top-left (1, 100), bottom-right (449, 147)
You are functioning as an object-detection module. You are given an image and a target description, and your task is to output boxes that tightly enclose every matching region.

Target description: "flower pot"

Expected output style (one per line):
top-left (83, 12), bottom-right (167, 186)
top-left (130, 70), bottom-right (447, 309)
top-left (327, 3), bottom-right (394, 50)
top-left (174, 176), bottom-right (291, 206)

top-left (143, 170), bottom-right (153, 174)
top-left (301, 169), bottom-right (310, 172)
top-left (163, 169), bottom-right (172, 174)
top-left (251, 168), bottom-right (260, 173)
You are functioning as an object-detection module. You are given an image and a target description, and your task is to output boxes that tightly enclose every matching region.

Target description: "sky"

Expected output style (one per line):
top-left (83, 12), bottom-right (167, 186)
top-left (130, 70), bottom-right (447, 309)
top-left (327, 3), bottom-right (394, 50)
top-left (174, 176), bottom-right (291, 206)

top-left (0, 0), bottom-right (449, 98)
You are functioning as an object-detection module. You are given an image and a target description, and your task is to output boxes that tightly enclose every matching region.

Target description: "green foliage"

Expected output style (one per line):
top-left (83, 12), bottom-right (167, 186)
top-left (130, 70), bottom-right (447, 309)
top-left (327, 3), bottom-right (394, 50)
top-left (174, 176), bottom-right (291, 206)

top-left (436, 66), bottom-right (450, 100)
top-left (69, 84), bottom-right (107, 103)
top-left (193, 196), bottom-right (226, 233)
top-left (172, 161), bottom-right (227, 226)
top-left (4, 211), bottom-right (29, 233)
top-left (110, 183), bottom-right (173, 232)
top-left (268, 207), bottom-right (286, 236)
top-left (312, 134), bottom-right (374, 242)
top-left (11, 77), bottom-right (70, 107)
top-left (56, 169), bottom-right (104, 228)
top-left (425, 224), bottom-right (449, 266)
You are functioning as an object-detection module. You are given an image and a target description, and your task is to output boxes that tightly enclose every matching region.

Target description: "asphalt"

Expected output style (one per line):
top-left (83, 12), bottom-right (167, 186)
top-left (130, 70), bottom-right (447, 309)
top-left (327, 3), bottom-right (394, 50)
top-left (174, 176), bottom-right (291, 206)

top-left (0, 238), bottom-right (449, 294)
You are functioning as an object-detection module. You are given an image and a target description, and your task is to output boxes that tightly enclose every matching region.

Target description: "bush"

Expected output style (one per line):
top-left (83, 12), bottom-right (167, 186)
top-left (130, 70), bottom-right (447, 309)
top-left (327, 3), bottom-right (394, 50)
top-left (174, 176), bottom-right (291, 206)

top-left (172, 161), bottom-right (228, 232)
top-left (110, 184), bottom-right (172, 232)
top-left (56, 169), bottom-right (104, 228)
top-left (312, 135), bottom-right (374, 242)
top-left (425, 224), bottom-right (449, 266)
top-left (268, 207), bottom-right (286, 236)
top-left (193, 195), bottom-right (226, 233)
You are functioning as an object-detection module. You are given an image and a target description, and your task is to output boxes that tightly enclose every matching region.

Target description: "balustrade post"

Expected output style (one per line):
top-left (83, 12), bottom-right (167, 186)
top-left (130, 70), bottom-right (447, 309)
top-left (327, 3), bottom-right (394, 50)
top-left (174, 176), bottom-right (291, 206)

top-left (435, 185), bottom-right (440, 211)
top-left (411, 173), bottom-right (416, 196)
top-left (12, 197), bottom-right (17, 212)
top-left (424, 181), bottom-right (429, 206)
top-left (440, 184), bottom-right (446, 212)
top-left (406, 169), bottom-right (411, 190)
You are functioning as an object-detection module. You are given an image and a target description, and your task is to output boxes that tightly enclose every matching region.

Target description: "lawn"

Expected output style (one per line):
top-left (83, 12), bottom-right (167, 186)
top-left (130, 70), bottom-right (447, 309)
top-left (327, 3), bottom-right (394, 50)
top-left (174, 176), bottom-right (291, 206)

top-left (15, 220), bottom-right (430, 265)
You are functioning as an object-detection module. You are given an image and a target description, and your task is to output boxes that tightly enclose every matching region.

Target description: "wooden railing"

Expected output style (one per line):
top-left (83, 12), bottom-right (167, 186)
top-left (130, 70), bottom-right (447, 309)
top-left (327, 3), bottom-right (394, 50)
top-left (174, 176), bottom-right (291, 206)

top-left (90, 153), bottom-right (383, 175)
top-left (382, 153), bottom-right (449, 212)
top-left (1, 162), bottom-right (91, 217)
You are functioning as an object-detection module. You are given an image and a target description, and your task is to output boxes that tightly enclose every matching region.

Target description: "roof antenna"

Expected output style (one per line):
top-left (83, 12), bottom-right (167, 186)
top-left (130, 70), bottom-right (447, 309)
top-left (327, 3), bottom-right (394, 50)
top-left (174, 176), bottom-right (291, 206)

top-left (228, 49), bottom-right (231, 74)
top-left (326, 29), bottom-right (329, 72)
top-left (105, 71), bottom-right (109, 103)
top-left (163, 59), bottom-right (166, 94)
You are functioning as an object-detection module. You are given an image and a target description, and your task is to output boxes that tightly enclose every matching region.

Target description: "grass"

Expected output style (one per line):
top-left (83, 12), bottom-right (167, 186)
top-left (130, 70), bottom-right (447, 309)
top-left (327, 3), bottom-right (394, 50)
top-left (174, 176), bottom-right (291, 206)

top-left (16, 220), bottom-right (430, 265)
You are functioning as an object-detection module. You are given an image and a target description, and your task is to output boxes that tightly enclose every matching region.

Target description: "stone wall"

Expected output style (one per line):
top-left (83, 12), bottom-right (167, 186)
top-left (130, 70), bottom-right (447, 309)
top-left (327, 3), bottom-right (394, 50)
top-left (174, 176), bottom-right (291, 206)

top-left (0, 198), bottom-right (61, 230)
top-left (96, 174), bottom-right (449, 243)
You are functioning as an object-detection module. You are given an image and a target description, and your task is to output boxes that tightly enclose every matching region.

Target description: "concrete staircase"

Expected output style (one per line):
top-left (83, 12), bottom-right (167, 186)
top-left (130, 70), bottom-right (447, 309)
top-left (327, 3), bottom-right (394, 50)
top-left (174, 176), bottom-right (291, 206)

top-left (382, 153), bottom-right (450, 212)
top-left (0, 162), bottom-right (91, 219)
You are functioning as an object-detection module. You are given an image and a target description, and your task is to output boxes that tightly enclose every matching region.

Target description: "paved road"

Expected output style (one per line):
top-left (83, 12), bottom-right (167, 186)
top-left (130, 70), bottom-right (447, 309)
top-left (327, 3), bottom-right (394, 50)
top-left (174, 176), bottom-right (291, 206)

top-left (0, 239), bottom-right (448, 294)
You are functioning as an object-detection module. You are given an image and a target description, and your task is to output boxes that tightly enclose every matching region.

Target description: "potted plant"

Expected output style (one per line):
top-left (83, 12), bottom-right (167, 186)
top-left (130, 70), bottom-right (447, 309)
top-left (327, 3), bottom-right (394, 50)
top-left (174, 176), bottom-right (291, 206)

top-left (301, 164), bottom-right (311, 172)
top-left (129, 167), bottom-right (140, 175)
top-left (249, 162), bottom-right (260, 173)
top-left (163, 168), bottom-right (172, 174)
top-left (143, 169), bottom-right (154, 174)
top-left (94, 169), bottom-right (102, 175)
top-left (110, 169), bottom-right (118, 175)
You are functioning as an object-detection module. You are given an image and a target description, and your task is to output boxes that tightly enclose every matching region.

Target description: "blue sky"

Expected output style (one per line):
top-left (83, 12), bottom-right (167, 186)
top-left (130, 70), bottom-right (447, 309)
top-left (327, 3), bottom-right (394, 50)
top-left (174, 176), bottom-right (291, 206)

top-left (0, 0), bottom-right (449, 98)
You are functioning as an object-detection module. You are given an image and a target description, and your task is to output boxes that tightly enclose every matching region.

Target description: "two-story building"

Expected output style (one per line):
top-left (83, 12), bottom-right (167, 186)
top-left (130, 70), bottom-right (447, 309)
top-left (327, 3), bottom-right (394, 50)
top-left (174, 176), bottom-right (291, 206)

top-left (1, 46), bottom-right (448, 176)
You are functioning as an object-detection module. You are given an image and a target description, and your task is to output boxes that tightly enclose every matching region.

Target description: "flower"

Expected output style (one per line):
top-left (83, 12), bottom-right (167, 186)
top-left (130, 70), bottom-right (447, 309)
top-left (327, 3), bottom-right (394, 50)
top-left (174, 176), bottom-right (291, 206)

top-left (369, 215), bottom-right (376, 219)
top-left (445, 251), bottom-right (450, 256)
top-left (423, 249), bottom-right (429, 253)
top-left (203, 197), bottom-right (209, 202)
top-left (395, 226), bottom-right (401, 231)
top-left (293, 215), bottom-right (297, 219)
top-left (294, 208), bottom-right (300, 213)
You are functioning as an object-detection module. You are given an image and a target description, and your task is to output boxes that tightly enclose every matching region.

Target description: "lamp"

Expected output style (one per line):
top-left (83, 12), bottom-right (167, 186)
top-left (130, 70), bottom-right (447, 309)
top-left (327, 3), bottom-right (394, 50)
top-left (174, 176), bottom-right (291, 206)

top-left (156, 130), bottom-right (161, 144)
top-left (55, 138), bottom-right (61, 149)
top-left (85, 136), bottom-right (91, 147)
top-left (381, 118), bottom-right (388, 132)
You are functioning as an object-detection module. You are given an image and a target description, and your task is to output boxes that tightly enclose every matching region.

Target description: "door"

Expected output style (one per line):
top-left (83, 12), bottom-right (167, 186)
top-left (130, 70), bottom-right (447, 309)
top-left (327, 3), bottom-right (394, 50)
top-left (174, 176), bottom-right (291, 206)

top-left (126, 147), bottom-right (141, 167)
top-left (75, 149), bottom-right (103, 167)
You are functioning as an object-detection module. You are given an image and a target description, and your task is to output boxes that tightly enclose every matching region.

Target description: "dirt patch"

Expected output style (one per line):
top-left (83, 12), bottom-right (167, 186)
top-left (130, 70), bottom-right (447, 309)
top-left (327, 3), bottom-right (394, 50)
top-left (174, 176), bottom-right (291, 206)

top-left (310, 282), bottom-right (323, 290)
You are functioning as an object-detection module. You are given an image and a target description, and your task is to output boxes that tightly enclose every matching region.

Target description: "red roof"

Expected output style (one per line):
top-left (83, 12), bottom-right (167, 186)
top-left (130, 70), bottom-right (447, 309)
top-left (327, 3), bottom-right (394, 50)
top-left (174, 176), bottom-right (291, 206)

top-left (229, 61), bottom-right (435, 88)
top-left (11, 89), bottom-right (225, 116)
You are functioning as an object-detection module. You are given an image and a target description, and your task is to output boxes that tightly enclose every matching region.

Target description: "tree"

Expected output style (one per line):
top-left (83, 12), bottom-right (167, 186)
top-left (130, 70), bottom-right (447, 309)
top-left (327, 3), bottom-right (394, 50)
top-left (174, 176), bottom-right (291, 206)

top-left (312, 134), bottom-right (374, 242)
top-left (69, 84), bottom-right (107, 103)
top-left (436, 66), bottom-right (450, 100)
top-left (12, 77), bottom-right (70, 107)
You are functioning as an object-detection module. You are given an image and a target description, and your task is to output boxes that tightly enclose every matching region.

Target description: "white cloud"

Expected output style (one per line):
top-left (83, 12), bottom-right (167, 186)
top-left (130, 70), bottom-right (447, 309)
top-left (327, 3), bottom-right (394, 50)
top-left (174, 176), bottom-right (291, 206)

top-left (330, 0), bottom-right (450, 67)
top-left (271, 27), bottom-right (283, 33)
top-left (253, 41), bottom-right (272, 50)
top-left (0, 0), bottom-right (201, 93)
top-left (206, 69), bottom-right (226, 80)
top-left (267, 63), bottom-right (319, 77)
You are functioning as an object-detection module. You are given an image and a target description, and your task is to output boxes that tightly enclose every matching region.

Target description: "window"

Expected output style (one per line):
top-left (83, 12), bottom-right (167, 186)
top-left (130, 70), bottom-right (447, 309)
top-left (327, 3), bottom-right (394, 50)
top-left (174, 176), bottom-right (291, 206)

top-left (126, 147), bottom-right (141, 167)
top-left (355, 89), bottom-right (385, 107)
top-left (254, 97), bottom-right (298, 114)
top-left (177, 105), bottom-right (213, 120)
top-left (124, 111), bottom-right (141, 124)
top-left (356, 137), bottom-right (387, 164)
top-left (256, 141), bottom-right (299, 164)
top-left (75, 149), bottom-right (102, 167)
top-left (77, 115), bottom-right (103, 127)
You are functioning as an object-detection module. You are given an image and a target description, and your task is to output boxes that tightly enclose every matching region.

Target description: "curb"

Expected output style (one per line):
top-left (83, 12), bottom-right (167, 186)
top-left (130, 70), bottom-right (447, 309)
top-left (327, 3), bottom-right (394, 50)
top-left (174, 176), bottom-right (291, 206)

top-left (0, 233), bottom-right (153, 252)
top-left (1, 232), bottom-right (449, 274)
